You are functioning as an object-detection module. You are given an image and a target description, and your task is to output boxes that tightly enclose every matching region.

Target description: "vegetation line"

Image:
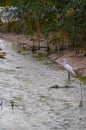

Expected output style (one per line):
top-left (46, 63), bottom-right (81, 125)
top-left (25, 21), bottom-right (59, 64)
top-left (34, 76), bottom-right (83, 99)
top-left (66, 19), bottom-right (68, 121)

top-left (0, 0), bottom-right (85, 53)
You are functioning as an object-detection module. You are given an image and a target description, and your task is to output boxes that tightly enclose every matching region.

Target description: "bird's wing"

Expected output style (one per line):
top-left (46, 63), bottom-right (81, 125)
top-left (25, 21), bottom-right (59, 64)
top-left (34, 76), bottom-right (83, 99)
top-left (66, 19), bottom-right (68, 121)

top-left (64, 64), bottom-right (75, 76)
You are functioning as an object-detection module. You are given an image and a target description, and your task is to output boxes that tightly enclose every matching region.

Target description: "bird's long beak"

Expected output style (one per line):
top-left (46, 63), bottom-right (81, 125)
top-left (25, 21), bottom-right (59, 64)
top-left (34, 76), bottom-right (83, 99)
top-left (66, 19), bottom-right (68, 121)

top-left (60, 60), bottom-right (63, 62)
top-left (60, 60), bottom-right (64, 63)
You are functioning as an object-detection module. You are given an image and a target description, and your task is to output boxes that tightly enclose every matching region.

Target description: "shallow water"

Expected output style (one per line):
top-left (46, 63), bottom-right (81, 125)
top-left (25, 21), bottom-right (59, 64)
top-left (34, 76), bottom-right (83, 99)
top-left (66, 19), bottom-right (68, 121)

top-left (0, 39), bottom-right (86, 130)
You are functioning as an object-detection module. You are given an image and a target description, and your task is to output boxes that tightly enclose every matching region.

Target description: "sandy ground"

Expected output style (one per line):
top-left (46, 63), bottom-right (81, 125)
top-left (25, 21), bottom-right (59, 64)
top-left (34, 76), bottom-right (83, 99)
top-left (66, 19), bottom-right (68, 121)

top-left (0, 33), bottom-right (86, 77)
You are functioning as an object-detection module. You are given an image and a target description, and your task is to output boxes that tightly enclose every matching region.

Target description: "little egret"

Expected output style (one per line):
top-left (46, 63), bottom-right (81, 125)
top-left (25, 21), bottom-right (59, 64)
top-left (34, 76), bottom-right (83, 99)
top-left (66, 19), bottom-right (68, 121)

top-left (60, 59), bottom-right (75, 80)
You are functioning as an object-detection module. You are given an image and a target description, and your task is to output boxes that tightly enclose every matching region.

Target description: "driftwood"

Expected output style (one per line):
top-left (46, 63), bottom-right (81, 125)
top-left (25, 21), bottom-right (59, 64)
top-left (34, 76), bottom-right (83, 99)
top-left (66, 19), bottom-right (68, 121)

top-left (49, 85), bottom-right (74, 89)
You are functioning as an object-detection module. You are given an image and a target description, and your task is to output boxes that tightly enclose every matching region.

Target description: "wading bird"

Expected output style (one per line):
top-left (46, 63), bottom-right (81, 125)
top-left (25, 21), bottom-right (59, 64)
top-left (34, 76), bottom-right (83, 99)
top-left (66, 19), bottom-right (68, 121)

top-left (60, 59), bottom-right (76, 80)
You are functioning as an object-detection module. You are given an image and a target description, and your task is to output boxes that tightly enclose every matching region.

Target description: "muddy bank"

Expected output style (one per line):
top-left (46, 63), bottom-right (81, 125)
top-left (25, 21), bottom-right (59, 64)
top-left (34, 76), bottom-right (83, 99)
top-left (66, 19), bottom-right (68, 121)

top-left (0, 33), bottom-right (86, 77)
top-left (0, 33), bottom-right (46, 47)
top-left (49, 52), bottom-right (86, 77)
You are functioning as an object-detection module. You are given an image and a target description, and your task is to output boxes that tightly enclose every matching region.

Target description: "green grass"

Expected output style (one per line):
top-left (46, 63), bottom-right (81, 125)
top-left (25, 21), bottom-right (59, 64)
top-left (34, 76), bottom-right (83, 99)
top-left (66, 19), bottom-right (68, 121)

top-left (76, 72), bottom-right (86, 82)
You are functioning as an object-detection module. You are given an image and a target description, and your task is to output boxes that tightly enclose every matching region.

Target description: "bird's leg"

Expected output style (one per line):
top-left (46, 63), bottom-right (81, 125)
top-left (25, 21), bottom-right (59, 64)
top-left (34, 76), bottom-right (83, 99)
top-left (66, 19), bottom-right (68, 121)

top-left (10, 100), bottom-right (14, 110)
top-left (68, 72), bottom-right (71, 80)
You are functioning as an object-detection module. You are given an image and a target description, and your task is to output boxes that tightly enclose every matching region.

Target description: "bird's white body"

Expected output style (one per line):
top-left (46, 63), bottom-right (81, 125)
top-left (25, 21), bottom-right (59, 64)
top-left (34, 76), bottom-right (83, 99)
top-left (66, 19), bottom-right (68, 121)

top-left (61, 59), bottom-right (75, 79)
top-left (63, 62), bottom-right (75, 76)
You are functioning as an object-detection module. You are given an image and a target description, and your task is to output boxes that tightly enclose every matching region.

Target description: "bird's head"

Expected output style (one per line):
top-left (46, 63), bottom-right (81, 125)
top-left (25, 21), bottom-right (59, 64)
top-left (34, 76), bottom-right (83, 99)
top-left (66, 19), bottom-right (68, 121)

top-left (60, 59), bottom-right (67, 64)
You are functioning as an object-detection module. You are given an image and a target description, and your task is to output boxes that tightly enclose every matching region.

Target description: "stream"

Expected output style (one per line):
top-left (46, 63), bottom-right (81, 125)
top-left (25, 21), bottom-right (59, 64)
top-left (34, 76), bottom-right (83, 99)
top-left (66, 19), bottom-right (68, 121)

top-left (0, 39), bottom-right (86, 130)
